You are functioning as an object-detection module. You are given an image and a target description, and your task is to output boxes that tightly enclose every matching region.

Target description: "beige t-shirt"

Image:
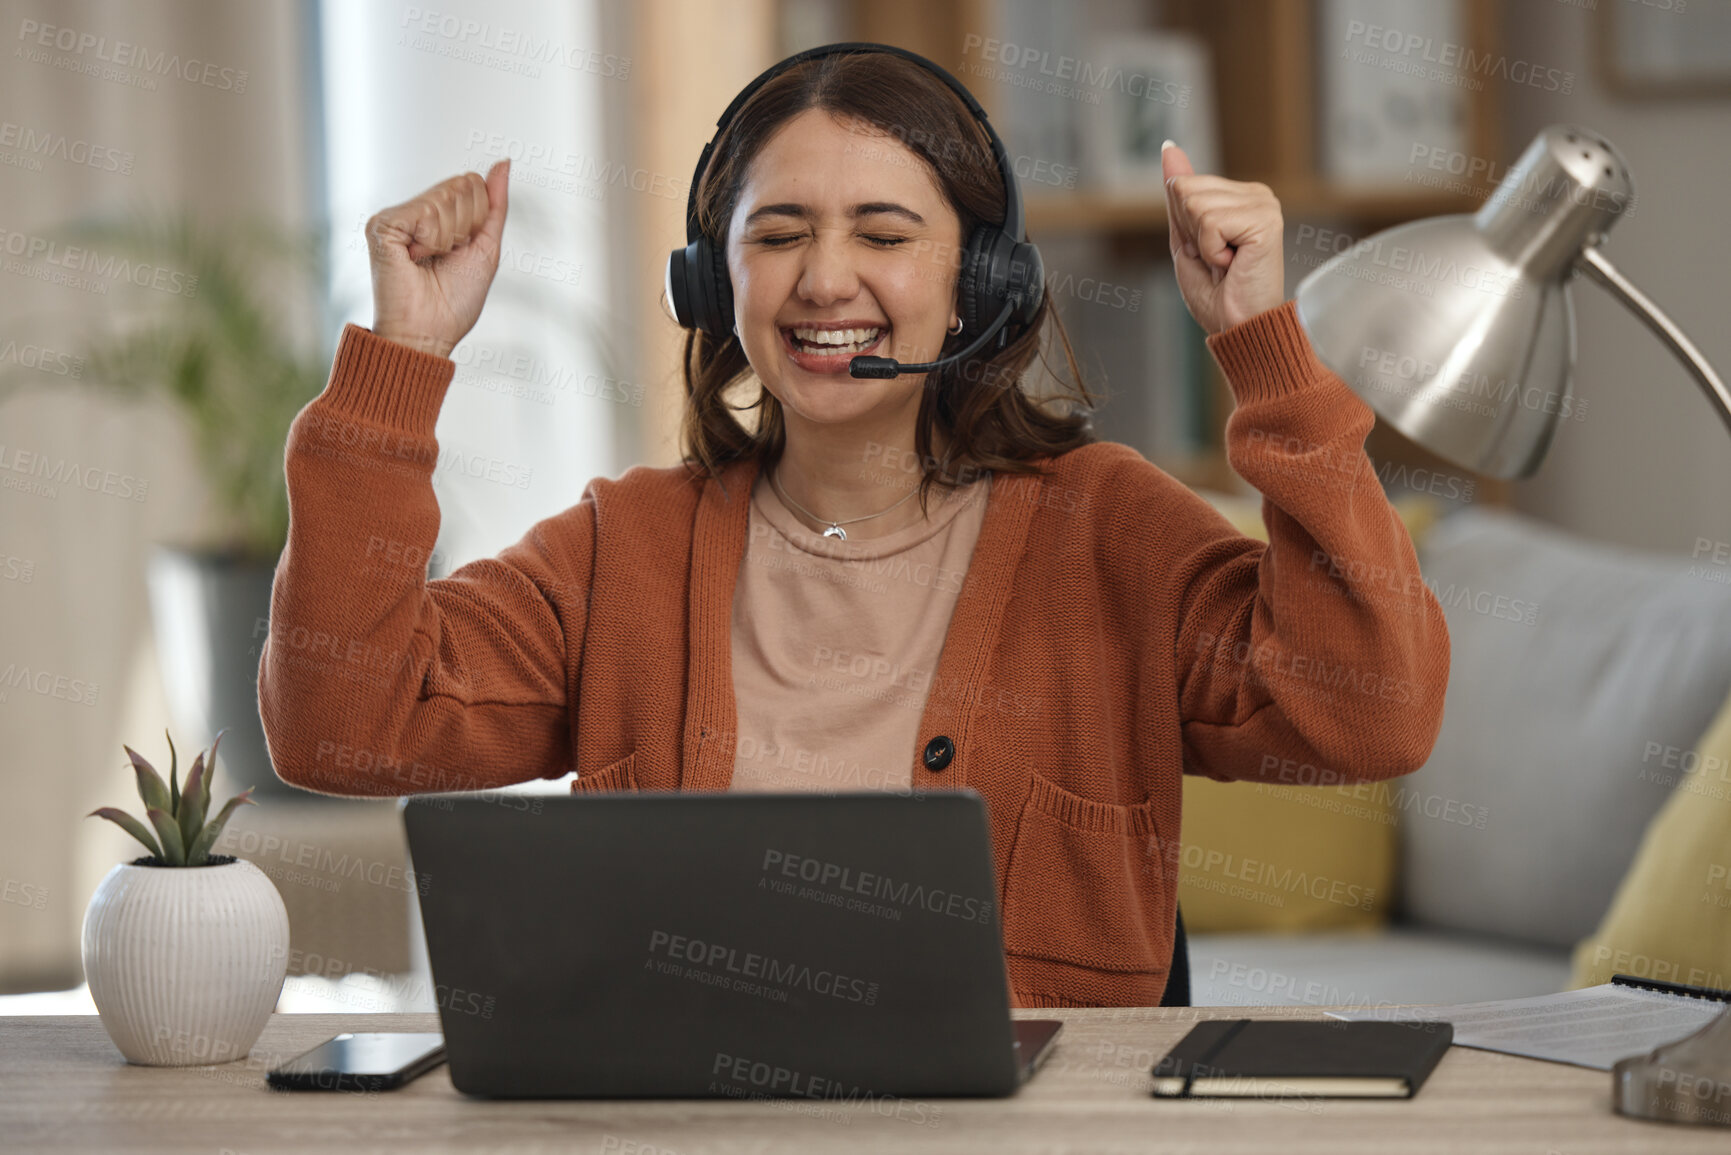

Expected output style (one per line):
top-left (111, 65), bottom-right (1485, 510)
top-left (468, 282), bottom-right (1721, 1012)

top-left (728, 465), bottom-right (992, 794)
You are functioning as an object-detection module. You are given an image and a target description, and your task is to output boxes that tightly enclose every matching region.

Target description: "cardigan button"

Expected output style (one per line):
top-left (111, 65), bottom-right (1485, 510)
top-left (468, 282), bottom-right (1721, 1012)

top-left (922, 735), bottom-right (954, 772)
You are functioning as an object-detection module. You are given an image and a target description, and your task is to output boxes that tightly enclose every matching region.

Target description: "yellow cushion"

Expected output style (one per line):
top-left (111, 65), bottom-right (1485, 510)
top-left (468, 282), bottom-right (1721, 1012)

top-left (1178, 773), bottom-right (1399, 931)
top-left (1569, 684), bottom-right (1731, 990)
top-left (1175, 490), bottom-right (1444, 932)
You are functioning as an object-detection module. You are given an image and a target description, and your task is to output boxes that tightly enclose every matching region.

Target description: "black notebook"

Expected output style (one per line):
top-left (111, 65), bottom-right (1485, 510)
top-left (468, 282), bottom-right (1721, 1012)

top-left (1150, 1019), bottom-right (1454, 1099)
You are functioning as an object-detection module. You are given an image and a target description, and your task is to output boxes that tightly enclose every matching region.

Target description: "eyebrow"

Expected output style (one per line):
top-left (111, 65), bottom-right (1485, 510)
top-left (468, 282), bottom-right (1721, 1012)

top-left (742, 202), bottom-right (927, 228)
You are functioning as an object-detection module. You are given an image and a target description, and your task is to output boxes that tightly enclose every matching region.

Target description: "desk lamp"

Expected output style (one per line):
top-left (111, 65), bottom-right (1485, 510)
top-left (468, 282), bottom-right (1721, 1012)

top-left (1293, 124), bottom-right (1731, 1127)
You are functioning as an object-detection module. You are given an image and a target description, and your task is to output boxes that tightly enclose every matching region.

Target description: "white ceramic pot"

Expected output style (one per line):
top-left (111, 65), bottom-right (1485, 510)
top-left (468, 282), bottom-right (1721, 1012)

top-left (81, 858), bottom-right (289, 1066)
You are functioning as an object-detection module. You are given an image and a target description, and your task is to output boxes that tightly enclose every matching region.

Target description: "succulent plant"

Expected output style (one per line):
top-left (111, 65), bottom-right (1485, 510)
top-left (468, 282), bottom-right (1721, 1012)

top-left (87, 728), bottom-right (257, 867)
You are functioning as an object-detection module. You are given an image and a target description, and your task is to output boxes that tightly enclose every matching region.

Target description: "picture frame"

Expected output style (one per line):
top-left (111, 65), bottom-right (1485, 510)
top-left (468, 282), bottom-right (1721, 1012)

top-left (1079, 31), bottom-right (1219, 191)
top-left (1315, 0), bottom-right (1472, 189)
top-left (1596, 0), bottom-right (1731, 98)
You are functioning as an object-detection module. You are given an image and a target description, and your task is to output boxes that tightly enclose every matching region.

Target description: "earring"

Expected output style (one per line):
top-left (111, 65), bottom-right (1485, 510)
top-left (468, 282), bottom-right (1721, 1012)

top-left (948, 316), bottom-right (964, 336)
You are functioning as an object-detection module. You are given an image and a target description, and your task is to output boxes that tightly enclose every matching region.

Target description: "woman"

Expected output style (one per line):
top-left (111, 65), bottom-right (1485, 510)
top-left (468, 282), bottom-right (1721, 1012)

top-left (260, 48), bottom-right (1449, 1009)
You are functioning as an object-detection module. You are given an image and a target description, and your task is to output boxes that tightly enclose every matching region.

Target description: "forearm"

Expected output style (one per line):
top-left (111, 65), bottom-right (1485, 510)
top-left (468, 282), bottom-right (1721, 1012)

top-left (1177, 301), bottom-right (1451, 783)
top-left (259, 325), bottom-right (573, 796)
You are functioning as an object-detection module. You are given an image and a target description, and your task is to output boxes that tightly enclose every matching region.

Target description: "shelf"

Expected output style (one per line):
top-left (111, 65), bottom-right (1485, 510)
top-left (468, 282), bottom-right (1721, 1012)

top-left (1026, 182), bottom-right (1496, 237)
top-left (818, 0), bottom-right (1511, 504)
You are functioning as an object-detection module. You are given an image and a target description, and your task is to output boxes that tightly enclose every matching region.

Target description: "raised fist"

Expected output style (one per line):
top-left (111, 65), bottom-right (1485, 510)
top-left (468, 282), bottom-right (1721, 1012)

top-left (365, 158), bottom-right (510, 359)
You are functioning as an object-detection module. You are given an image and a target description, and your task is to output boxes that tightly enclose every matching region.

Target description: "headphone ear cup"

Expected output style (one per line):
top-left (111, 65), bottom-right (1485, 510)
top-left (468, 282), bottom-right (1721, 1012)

top-left (959, 225), bottom-right (1046, 346)
top-left (1007, 239), bottom-right (1045, 328)
top-left (682, 234), bottom-right (733, 340)
top-left (670, 235), bottom-right (735, 339)
top-left (666, 243), bottom-right (696, 330)
top-left (707, 237), bottom-right (734, 340)
top-left (956, 223), bottom-right (996, 338)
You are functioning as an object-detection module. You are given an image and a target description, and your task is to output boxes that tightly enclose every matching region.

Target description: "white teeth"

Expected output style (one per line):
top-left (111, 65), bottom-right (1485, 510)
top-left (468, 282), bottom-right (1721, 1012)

top-left (790, 327), bottom-right (884, 349)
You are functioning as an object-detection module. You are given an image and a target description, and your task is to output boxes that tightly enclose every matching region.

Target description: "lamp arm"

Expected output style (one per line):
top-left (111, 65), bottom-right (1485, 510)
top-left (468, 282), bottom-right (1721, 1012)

top-left (1575, 246), bottom-right (1731, 440)
top-left (1579, 242), bottom-right (1731, 1128)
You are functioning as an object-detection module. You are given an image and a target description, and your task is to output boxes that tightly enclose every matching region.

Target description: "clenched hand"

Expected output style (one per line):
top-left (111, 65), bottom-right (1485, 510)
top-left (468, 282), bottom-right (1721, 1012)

top-left (1161, 142), bottom-right (1285, 336)
top-left (366, 158), bottom-right (511, 359)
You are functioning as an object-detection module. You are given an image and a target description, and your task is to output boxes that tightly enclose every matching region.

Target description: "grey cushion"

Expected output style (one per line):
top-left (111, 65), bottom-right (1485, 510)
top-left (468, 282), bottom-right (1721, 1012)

top-left (1400, 506), bottom-right (1731, 948)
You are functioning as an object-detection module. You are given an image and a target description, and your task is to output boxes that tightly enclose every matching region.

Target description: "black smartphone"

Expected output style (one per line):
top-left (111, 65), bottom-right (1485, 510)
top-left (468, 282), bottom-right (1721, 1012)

top-left (266, 1032), bottom-right (447, 1091)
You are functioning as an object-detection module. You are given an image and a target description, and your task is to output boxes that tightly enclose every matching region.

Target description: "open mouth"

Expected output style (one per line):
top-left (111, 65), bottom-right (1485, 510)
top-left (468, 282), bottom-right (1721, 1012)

top-left (779, 325), bottom-right (890, 369)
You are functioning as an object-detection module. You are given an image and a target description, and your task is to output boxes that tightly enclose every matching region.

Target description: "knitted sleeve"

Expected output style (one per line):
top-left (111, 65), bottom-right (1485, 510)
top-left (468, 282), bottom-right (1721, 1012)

top-left (1167, 299), bottom-right (1451, 784)
top-left (257, 324), bottom-right (584, 796)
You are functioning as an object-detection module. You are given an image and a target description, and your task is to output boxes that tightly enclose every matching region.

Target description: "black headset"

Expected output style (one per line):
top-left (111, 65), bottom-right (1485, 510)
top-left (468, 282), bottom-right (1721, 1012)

top-left (663, 41), bottom-right (1045, 379)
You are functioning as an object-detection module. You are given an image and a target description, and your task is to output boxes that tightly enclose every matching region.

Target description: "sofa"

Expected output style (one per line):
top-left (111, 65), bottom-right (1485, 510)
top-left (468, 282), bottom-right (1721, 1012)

top-left (1182, 489), bottom-right (1731, 1009)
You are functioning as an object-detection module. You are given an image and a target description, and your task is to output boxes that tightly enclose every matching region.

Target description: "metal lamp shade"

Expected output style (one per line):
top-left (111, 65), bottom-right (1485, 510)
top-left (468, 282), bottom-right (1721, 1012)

top-left (1294, 125), bottom-right (1634, 481)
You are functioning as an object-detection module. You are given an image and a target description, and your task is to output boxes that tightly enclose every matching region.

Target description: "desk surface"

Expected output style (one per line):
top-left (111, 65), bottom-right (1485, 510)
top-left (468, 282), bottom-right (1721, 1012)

top-left (3, 1005), bottom-right (1716, 1153)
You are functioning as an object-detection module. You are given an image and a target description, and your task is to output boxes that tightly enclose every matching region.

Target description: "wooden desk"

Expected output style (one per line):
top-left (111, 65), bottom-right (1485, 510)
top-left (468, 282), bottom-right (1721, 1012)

top-left (3, 1005), bottom-right (1716, 1153)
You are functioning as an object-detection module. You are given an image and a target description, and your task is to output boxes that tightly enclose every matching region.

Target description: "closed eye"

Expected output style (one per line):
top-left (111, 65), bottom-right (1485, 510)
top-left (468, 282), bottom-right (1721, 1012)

top-left (757, 234), bottom-right (908, 248)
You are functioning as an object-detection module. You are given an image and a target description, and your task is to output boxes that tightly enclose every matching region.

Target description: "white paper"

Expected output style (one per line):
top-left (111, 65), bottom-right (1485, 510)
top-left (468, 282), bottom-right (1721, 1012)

top-left (1326, 984), bottom-right (1725, 1071)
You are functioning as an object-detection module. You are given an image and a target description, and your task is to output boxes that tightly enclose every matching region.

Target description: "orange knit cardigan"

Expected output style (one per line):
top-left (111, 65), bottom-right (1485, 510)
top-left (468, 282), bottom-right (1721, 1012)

top-left (258, 298), bottom-right (1450, 1008)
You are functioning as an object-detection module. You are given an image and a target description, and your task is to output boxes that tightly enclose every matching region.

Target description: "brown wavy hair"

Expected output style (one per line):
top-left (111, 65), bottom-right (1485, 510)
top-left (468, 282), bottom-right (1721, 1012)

top-left (676, 48), bottom-right (1098, 514)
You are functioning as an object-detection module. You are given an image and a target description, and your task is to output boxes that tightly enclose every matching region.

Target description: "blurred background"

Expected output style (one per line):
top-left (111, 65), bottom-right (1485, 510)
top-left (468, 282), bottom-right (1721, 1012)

top-left (4, 0), bottom-right (1731, 1016)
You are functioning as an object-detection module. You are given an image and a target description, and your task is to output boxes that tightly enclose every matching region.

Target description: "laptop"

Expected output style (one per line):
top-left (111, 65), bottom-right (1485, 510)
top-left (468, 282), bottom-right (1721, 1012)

top-left (402, 789), bottom-right (1063, 1099)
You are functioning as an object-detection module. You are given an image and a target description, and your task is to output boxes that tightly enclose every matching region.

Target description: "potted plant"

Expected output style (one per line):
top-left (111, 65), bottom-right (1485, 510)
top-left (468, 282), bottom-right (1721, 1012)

top-left (4, 207), bottom-right (613, 796)
top-left (82, 728), bottom-right (290, 1066)
top-left (0, 214), bottom-right (335, 795)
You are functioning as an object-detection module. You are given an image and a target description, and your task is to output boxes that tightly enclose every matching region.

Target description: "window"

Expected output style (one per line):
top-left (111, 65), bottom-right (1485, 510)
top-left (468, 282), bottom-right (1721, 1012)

top-left (320, 0), bottom-right (617, 573)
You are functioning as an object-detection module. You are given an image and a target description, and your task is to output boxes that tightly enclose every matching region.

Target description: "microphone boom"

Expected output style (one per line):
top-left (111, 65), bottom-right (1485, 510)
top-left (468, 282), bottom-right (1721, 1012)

top-left (848, 300), bottom-right (1017, 378)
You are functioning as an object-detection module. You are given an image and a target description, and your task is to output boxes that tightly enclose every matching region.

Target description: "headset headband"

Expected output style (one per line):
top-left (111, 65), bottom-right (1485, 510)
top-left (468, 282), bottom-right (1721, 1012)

top-left (681, 41), bottom-right (1025, 247)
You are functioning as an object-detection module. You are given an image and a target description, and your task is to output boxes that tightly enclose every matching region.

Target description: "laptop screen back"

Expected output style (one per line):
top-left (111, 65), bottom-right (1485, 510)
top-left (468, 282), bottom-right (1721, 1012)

top-left (403, 790), bottom-right (1022, 1098)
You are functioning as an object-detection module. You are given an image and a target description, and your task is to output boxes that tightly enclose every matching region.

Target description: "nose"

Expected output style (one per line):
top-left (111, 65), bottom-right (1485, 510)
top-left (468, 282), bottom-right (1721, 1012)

top-left (796, 230), bottom-right (862, 306)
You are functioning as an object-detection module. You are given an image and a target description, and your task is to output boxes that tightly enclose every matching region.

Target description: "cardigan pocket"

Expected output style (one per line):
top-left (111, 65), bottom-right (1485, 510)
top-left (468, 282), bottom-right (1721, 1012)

top-left (1001, 770), bottom-right (1169, 974)
top-left (570, 749), bottom-right (640, 793)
